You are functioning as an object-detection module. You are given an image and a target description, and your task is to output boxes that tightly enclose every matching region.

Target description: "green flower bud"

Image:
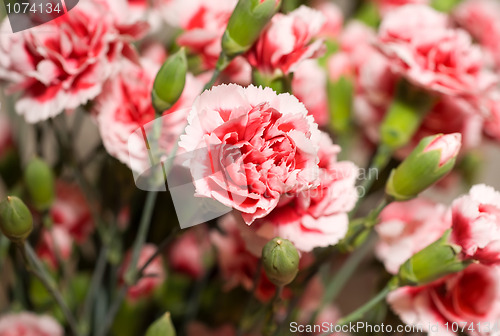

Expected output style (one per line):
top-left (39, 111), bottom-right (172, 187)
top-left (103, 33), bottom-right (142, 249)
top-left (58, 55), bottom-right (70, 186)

top-left (0, 196), bottom-right (33, 243)
top-left (398, 229), bottom-right (471, 286)
top-left (152, 48), bottom-right (188, 113)
top-left (380, 80), bottom-right (436, 150)
top-left (24, 157), bottom-right (55, 211)
top-left (221, 0), bottom-right (281, 58)
top-left (386, 133), bottom-right (462, 201)
top-left (262, 237), bottom-right (299, 287)
top-left (145, 312), bottom-right (176, 336)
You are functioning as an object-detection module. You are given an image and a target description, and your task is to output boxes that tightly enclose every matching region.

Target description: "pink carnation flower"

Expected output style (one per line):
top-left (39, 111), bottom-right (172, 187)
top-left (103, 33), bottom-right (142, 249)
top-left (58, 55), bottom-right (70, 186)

top-left (314, 1), bottom-right (344, 39)
top-left (451, 184), bottom-right (500, 265)
top-left (0, 312), bottom-right (63, 336)
top-left (345, 22), bottom-right (484, 157)
top-left (0, 0), bottom-right (147, 123)
top-left (376, 199), bottom-right (451, 274)
top-left (248, 133), bottom-right (358, 252)
top-left (388, 264), bottom-right (500, 335)
top-left (93, 56), bottom-right (203, 172)
top-left (246, 6), bottom-right (326, 75)
top-left (454, 0), bottom-right (500, 70)
top-left (50, 181), bottom-right (94, 244)
top-left (120, 244), bottom-right (166, 301)
top-left (179, 84), bottom-right (322, 224)
top-left (36, 227), bottom-right (73, 269)
top-left (176, 0), bottom-right (236, 69)
top-left (378, 5), bottom-right (497, 99)
top-left (174, 0), bottom-right (250, 83)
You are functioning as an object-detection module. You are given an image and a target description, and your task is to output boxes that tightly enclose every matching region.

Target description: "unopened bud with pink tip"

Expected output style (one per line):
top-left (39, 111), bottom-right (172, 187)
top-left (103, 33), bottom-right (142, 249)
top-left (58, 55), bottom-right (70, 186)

top-left (386, 133), bottom-right (462, 201)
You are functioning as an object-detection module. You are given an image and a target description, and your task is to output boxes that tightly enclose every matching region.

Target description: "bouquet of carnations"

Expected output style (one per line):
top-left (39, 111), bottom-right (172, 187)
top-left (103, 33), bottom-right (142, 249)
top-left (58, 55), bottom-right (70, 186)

top-left (1, 0), bottom-right (500, 335)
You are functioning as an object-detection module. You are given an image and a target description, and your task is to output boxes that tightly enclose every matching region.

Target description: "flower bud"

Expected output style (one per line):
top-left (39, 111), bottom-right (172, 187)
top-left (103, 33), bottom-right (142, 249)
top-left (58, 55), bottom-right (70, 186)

top-left (151, 48), bottom-right (187, 113)
top-left (397, 229), bottom-right (471, 286)
top-left (262, 237), bottom-right (299, 287)
top-left (221, 0), bottom-right (281, 58)
top-left (386, 133), bottom-right (461, 201)
top-left (145, 312), bottom-right (176, 336)
top-left (24, 157), bottom-right (55, 211)
top-left (0, 196), bottom-right (33, 244)
top-left (380, 80), bottom-right (436, 150)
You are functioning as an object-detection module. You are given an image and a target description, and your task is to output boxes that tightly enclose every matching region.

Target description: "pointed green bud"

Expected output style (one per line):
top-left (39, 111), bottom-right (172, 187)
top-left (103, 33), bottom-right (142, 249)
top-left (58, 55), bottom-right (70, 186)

top-left (145, 312), bottom-right (176, 336)
top-left (262, 237), bottom-right (299, 287)
top-left (221, 0), bottom-right (281, 58)
top-left (152, 48), bottom-right (188, 113)
top-left (398, 229), bottom-right (471, 286)
top-left (0, 196), bottom-right (33, 244)
top-left (380, 80), bottom-right (436, 150)
top-left (24, 157), bottom-right (55, 211)
top-left (386, 133), bottom-right (461, 201)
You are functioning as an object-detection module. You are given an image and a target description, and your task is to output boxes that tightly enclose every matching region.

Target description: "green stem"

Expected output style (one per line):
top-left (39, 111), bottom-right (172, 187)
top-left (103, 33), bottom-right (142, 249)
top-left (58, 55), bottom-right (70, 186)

top-left (236, 261), bottom-right (262, 336)
top-left (335, 277), bottom-right (399, 326)
top-left (124, 190), bottom-right (158, 286)
top-left (81, 245), bottom-right (109, 336)
top-left (95, 287), bottom-right (127, 336)
top-left (21, 243), bottom-right (81, 336)
top-left (264, 286), bottom-right (284, 336)
top-left (350, 144), bottom-right (393, 218)
top-left (309, 234), bottom-right (377, 324)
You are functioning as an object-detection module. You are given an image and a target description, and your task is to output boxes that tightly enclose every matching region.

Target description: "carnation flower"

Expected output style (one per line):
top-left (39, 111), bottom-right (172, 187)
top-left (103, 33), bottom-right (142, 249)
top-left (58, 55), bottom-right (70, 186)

top-left (50, 181), bottom-right (94, 244)
top-left (246, 6), bottom-right (326, 75)
top-left (378, 5), bottom-right (497, 100)
top-left (120, 244), bottom-right (166, 301)
top-left (0, 0), bottom-right (147, 123)
top-left (376, 199), bottom-right (451, 274)
top-left (0, 312), bottom-right (63, 336)
top-left (315, 2), bottom-right (344, 39)
top-left (176, 0), bottom-right (236, 69)
top-left (345, 20), bottom-right (484, 156)
top-left (451, 184), bottom-right (500, 265)
top-left (247, 133), bottom-right (358, 252)
top-left (36, 227), bottom-right (73, 269)
top-left (93, 56), bottom-right (203, 173)
top-left (454, 0), bottom-right (500, 70)
top-left (174, 0), bottom-right (250, 83)
top-left (388, 264), bottom-right (500, 334)
top-left (179, 84), bottom-right (322, 224)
